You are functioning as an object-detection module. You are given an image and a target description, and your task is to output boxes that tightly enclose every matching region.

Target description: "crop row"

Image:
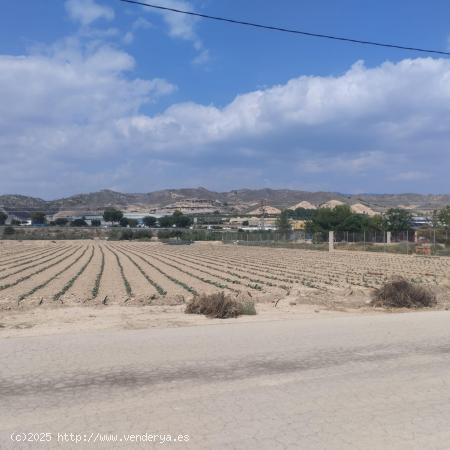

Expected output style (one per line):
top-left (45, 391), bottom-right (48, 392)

top-left (18, 246), bottom-right (90, 302)
top-left (143, 246), bottom-right (263, 291)
top-left (0, 246), bottom-right (82, 293)
top-left (53, 246), bottom-right (95, 302)
top-left (0, 245), bottom-right (72, 280)
top-left (107, 246), bottom-right (132, 297)
top-left (113, 246), bottom-right (167, 296)
top-left (112, 244), bottom-right (197, 295)
top-left (91, 245), bottom-right (105, 299)
top-left (124, 245), bottom-right (241, 293)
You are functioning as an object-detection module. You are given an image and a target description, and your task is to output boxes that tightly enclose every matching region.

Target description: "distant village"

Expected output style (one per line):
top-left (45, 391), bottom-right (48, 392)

top-left (1, 197), bottom-right (433, 231)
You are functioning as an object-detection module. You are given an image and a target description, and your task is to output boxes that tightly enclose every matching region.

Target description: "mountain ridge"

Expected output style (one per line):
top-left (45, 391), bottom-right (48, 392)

top-left (1, 188), bottom-right (449, 215)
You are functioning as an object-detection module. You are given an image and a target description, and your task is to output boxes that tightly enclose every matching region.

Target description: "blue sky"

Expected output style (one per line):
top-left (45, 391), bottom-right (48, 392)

top-left (1, 0), bottom-right (450, 199)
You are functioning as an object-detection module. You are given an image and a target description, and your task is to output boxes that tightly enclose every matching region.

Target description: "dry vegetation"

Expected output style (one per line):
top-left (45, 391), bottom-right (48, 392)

top-left (185, 292), bottom-right (256, 318)
top-left (370, 278), bottom-right (437, 309)
top-left (0, 240), bottom-right (449, 311)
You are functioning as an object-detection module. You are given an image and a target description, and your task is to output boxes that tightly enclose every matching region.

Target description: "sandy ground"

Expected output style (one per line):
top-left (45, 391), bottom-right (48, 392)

top-left (1, 240), bottom-right (450, 338)
top-left (2, 310), bottom-right (450, 449)
top-left (2, 241), bottom-right (450, 449)
top-left (0, 296), bottom-right (409, 339)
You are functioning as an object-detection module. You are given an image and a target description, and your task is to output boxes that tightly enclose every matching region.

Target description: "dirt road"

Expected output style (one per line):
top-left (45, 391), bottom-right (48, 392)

top-left (2, 311), bottom-right (450, 449)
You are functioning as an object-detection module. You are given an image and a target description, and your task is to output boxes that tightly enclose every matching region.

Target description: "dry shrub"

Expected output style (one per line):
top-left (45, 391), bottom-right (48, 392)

top-left (239, 299), bottom-right (257, 316)
top-left (185, 292), bottom-right (256, 318)
top-left (371, 278), bottom-right (436, 308)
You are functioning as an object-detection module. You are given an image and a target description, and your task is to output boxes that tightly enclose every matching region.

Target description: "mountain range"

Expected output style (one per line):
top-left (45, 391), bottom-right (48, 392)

top-left (1, 188), bottom-right (449, 217)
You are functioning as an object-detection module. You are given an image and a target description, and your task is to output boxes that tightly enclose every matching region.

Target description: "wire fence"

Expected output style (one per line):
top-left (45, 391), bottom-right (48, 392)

top-left (221, 228), bottom-right (450, 256)
top-left (3, 225), bottom-right (450, 256)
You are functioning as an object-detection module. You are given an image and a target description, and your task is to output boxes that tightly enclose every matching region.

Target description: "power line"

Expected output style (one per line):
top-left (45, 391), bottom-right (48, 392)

top-left (119, 0), bottom-right (450, 56)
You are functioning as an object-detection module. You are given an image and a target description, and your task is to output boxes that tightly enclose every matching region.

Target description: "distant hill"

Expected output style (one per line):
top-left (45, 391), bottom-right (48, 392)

top-left (1, 188), bottom-right (450, 216)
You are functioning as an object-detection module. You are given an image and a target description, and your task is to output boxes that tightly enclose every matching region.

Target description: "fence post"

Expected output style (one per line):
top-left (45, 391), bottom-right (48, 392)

top-left (386, 231), bottom-right (392, 245)
top-left (329, 231), bottom-right (334, 252)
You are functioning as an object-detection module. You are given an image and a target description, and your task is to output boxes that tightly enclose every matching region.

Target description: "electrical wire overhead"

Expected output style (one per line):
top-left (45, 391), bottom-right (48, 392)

top-left (119, 0), bottom-right (450, 56)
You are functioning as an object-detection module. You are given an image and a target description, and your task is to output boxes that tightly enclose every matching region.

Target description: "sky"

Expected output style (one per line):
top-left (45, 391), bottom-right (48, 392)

top-left (1, 0), bottom-right (450, 199)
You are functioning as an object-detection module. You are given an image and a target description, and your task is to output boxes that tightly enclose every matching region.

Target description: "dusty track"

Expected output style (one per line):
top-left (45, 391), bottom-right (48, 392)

top-left (2, 311), bottom-right (450, 449)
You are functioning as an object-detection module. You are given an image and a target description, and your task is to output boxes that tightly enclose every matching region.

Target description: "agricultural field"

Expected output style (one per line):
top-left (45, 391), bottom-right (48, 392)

top-left (1, 240), bottom-right (450, 310)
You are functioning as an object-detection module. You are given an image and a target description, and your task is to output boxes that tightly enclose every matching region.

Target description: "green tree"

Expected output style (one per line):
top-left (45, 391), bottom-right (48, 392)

top-left (142, 216), bottom-right (157, 227)
top-left (338, 214), bottom-right (369, 232)
top-left (367, 215), bottom-right (384, 232)
top-left (159, 211), bottom-right (193, 228)
top-left (91, 219), bottom-right (101, 227)
top-left (0, 211), bottom-right (7, 225)
top-left (159, 216), bottom-right (173, 228)
top-left (31, 212), bottom-right (46, 225)
top-left (172, 210), bottom-right (192, 228)
top-left (307, 205), bottom-right (353, 232)
top-left (383, 208), bottom-right (413, 232)
top-left (119, 217), bottom-right (129, 227)
top-left (438, 206), bottom-right (450, 230)
top-left (54, 218), bottom-right (69, 226)
top-left (287, 208), bottom-right (315, 220)
top-left (276, 210), bottom-right (292, 236)
top-left (103, 208), bottom-right (123, 224)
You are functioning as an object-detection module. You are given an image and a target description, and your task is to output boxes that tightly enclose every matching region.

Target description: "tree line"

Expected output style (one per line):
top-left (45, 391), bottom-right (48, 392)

top-left (0, 208), bottom-right (193, 228)
top-left (277, 205), bottom-right (434, 234)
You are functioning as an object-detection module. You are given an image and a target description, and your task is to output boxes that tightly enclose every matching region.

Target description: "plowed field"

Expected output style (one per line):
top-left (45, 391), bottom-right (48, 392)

top-left (1, 240), bottom-right (449, 309)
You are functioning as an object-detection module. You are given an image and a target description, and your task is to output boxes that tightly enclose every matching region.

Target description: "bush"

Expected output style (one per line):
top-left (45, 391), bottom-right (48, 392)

top-left (158, 229), bottom-right (183, 240)
top-left (185, 292), bottom-right (256, 318)
top-left (71, 218), bottom-right (88, 227)
top-left (3, 226), bottom-right (15, 236)
top-left (371, 278), bottom-right (436, 308)
top-left (239, 299), bottom-right (257, 315)
top-left (133, 229), bottom-right (153, 240)
top-left (109, 229), bottom-right (153, 241)
top-left (119, 229), bottom-right (134, 240)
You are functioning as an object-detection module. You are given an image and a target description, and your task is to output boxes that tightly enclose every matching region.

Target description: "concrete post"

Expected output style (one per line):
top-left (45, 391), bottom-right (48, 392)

top-left (329, 231), bottom-right (334, 252)
top-left (386, 231), bottom-right (392, 245)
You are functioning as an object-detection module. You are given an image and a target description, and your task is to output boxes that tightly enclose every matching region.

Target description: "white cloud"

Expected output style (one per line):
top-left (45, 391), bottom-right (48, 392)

top-left (0, 36), bottom-right (176, 196)
top-left (2, 55), bottom-right (450, 197)
top-left (123, 17), bottom-right (153, 45)
top-left (153, 0), bottom-right (198, 41)
top-left (393, 171), bottom-right (430, 181)
top-left (192, 49), bottom-right (210, 65)
top-left (65, 0), bottom-right (115, 26)
top-left (123, 32), bottom-right (134, 45)
top-left (141, 0), bottom-right (209, 63)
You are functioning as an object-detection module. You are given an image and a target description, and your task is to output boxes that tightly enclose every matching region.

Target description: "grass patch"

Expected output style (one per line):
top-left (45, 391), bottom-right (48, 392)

top-left (371, 277), bottom-right (436, 308)
top-left (185, 292), bottom-right (256, 319)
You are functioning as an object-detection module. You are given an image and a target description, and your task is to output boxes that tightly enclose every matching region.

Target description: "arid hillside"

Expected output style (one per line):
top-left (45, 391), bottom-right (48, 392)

top-left (1, 188), bottom-right (450, 215)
